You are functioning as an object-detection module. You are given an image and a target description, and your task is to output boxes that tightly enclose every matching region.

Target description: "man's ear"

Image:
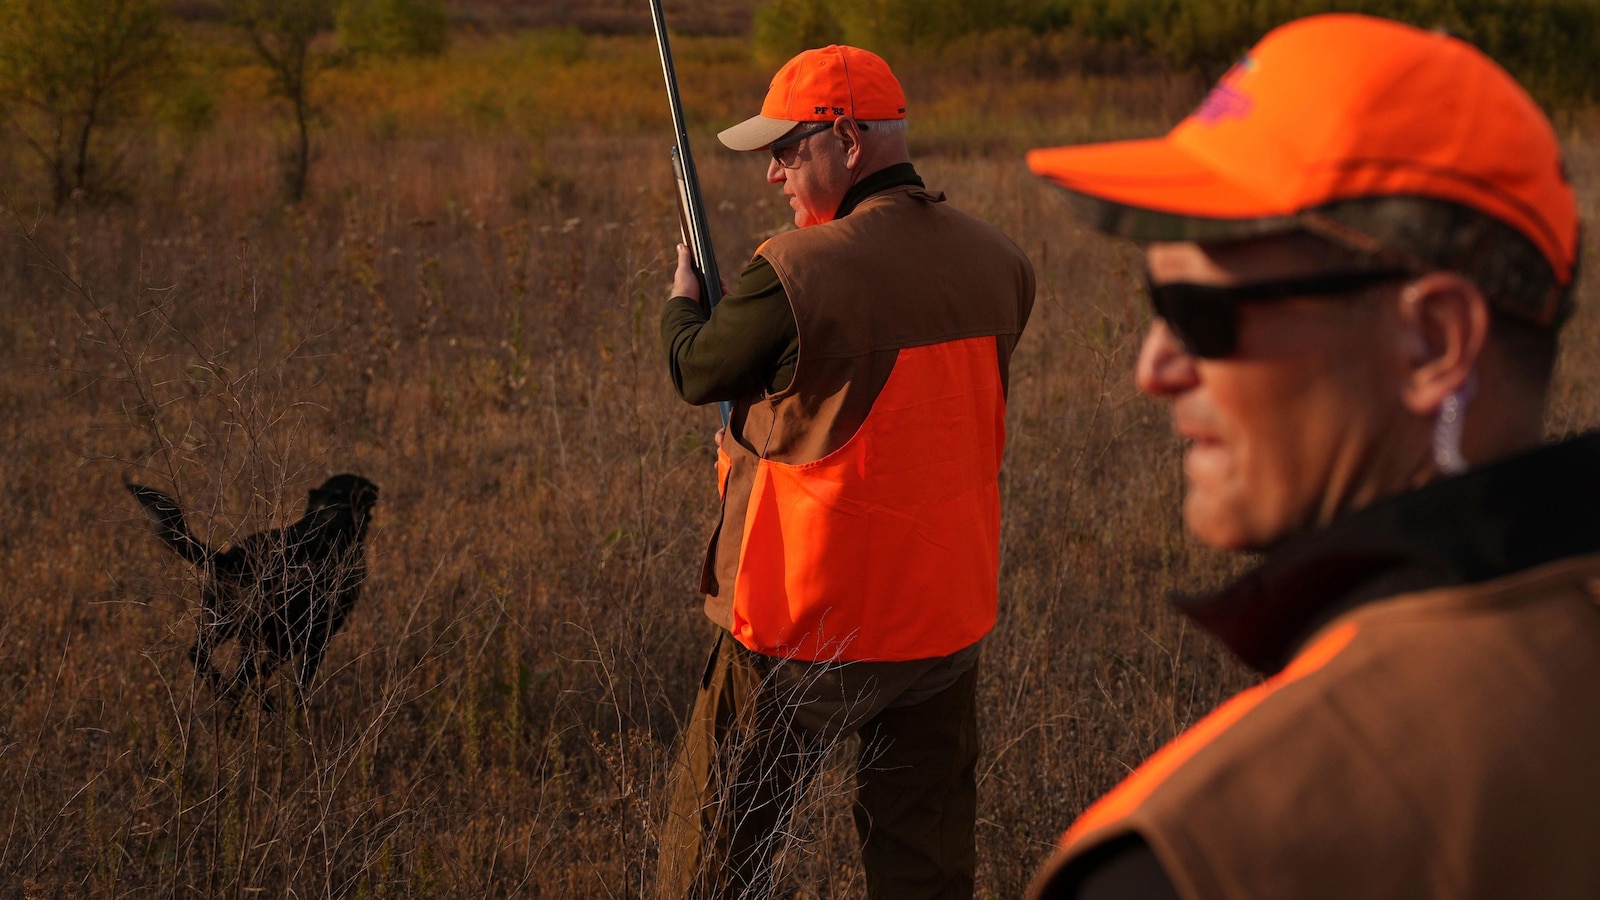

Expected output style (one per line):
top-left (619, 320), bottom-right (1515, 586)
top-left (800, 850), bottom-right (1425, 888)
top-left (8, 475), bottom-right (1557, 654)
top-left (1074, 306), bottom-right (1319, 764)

top-left (1395, 272), bottom-right (1491, 416)
top-left (834, 116), bottom-right (864, 169)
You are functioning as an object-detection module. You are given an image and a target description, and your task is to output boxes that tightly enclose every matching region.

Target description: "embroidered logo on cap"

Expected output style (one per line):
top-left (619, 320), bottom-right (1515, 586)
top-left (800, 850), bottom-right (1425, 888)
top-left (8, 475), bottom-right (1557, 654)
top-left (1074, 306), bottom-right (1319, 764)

top-left (1194, 56), bottom-right (1256, 126)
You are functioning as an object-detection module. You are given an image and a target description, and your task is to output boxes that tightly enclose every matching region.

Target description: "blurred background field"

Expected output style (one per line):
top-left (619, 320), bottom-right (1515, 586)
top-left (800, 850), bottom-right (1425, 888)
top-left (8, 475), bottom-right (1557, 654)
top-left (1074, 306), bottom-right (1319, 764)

top-left (1, 0), bottom-right (1597, 896)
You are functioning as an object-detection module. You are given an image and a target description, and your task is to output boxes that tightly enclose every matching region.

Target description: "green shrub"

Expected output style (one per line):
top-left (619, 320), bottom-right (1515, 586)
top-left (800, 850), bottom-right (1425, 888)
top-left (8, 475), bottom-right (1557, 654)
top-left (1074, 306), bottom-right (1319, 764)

top-left (524, 26), bottom-right (587, 66)
top-left (751, 0), bottom-right (844, 64)
top-left (337, 0), bottom-right (448, 60)
top-left (1147, 0), bottom-right (1600, 105)
top-left (155, 74), bottom-right (218, 140)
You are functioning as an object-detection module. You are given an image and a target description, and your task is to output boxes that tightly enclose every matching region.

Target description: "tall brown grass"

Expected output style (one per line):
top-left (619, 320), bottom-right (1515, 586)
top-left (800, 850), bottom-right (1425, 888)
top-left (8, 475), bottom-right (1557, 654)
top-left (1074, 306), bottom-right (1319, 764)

top-left (1, 29), bottom-right (1597, 897)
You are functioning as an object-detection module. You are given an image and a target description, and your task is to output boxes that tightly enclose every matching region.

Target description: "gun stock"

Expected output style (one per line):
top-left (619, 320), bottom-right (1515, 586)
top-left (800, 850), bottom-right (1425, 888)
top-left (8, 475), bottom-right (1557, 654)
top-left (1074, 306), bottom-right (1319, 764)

top-left (650, 0), bottom-right (729, 426)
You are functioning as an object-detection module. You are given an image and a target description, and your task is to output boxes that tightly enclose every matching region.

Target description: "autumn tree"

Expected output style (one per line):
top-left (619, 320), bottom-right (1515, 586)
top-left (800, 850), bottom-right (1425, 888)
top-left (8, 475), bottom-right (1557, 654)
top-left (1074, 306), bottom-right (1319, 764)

top-left (0, 0), bottom-right (173, 206)
top-left (229, 0), bottom-right (339, 203)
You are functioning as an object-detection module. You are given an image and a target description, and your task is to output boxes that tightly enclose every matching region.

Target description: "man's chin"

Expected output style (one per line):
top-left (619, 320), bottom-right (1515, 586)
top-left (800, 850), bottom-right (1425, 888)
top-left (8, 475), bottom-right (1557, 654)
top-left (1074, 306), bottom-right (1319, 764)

top-left (1182, 495), bottom-right (1260, 552)
top-left (1185, 503), bottom-right (1295, 552)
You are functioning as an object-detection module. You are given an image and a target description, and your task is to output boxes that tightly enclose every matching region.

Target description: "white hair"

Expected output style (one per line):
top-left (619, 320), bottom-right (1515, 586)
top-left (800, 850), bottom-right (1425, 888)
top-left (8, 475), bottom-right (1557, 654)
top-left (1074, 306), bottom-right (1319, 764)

top-left (862, 118), bottom-right (907, 137)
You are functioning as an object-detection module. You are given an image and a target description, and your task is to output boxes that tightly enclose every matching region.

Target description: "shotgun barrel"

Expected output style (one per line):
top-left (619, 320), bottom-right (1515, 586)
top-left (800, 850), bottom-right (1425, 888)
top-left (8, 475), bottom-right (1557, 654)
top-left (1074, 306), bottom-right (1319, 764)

top-left (649, 0), bottom-right (730, 425)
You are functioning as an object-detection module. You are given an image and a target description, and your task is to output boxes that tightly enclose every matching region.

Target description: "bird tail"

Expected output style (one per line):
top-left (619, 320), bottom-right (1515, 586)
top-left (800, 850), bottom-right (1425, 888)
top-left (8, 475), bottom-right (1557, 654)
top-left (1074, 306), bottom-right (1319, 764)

top-left (125, 480), bottom-right (217, 567)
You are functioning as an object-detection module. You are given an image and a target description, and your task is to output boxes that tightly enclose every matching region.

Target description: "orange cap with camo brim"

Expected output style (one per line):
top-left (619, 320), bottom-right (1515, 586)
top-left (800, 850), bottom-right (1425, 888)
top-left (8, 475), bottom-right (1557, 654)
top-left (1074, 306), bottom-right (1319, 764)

top-left (1027, 14), bottom-right (1579, 317)
top-left (719, 44), bottom-right (906, 152)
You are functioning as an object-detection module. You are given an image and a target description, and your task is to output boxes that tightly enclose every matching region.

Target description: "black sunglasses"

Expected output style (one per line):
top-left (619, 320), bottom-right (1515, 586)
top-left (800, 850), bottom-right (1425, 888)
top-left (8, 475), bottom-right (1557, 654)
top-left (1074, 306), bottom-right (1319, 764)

top-left (769, 120), bottom-right (870, 168)
top-left (1144, 269), bottom-right (1414, 358)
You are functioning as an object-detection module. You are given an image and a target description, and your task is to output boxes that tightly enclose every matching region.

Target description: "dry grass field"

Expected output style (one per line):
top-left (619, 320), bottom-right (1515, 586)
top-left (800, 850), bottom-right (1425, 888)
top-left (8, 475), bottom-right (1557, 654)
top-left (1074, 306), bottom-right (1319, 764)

top-left (1, 28), bottom-right (1598, 898)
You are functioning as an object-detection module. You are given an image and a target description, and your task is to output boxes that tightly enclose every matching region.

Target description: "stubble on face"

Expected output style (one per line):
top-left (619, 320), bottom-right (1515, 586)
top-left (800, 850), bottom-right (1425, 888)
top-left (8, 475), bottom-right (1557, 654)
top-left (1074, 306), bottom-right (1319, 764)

top-left (1141, 239), bottom-right (1419, 551)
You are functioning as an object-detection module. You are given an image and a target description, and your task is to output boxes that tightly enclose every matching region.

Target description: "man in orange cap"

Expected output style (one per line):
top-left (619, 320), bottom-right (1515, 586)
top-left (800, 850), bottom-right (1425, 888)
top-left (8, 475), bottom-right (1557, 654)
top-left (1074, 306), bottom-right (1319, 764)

top-left (658, 45), bottom-right (1035, 898)
top-left (1025, 13), bottom-right (1600, 899)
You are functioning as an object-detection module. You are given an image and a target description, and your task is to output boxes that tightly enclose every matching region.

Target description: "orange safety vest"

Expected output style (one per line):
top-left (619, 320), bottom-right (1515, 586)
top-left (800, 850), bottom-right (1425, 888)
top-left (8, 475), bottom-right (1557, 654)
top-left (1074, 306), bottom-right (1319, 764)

top-left (700, 185), bottom-right (1035, 662)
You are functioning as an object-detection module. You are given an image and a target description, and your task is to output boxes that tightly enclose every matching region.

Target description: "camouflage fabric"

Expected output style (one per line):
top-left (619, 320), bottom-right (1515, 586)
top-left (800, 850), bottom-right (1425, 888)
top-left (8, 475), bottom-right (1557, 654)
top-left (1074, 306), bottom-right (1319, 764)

top-left (1067, 191), bottom-right (1575, 329)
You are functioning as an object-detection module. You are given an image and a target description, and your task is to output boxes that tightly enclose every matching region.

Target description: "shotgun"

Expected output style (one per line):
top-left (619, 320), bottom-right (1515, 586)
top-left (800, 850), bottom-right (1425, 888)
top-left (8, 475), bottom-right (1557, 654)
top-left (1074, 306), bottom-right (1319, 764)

top-left (648, 0), bottom-right (731, 426)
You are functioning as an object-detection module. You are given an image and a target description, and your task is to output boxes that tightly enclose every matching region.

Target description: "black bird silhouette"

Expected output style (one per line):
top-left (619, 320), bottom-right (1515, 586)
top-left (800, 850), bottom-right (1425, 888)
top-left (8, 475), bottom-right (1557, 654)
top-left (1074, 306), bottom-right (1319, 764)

top-left (126, 474), bottom-right (379, 715)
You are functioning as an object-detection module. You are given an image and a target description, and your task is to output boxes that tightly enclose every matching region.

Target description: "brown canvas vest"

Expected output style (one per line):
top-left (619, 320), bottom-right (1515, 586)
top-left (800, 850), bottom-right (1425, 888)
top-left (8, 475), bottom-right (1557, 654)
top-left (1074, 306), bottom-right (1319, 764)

top-left (700, 185), bottom-right (1034, 662)
top-left (1029, 553), bottom-right (1600, 899)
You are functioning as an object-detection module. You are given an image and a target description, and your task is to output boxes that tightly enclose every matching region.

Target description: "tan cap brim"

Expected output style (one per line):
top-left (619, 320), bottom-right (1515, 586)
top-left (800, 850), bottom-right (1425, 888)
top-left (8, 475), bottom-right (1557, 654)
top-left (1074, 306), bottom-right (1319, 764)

top-left (718, 115), bottom-right (797, 152)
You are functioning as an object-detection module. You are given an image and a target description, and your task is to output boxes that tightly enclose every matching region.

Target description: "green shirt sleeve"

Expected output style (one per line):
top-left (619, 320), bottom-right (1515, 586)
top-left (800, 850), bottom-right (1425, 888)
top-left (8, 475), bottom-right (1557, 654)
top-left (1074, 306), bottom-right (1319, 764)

top-left (661, 254), bottom-right (799, 406)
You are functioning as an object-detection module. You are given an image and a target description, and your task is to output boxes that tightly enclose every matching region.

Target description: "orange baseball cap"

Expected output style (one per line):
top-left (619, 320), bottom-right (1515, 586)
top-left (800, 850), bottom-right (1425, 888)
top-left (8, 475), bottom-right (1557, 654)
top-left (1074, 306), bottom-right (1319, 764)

top-left (1027, 14), bottom-right (1579, 320)
top-left (719, 45), bottom-right (907, 151)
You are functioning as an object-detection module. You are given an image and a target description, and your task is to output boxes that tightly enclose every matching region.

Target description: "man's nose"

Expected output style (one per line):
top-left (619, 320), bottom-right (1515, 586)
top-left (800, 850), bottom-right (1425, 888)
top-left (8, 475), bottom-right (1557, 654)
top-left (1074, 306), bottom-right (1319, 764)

top-left (1135, 319), bottom-right (1200, 397)
top-left (767, 155), bottom-right (786, 184)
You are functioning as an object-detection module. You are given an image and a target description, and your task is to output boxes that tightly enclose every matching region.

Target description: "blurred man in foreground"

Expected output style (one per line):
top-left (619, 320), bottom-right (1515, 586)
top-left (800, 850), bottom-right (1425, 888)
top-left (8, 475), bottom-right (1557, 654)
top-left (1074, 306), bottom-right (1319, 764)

top-left (657, 44), bottom-right (1034, 898)
top-left (1026, 13), bottom-right (1600, 899)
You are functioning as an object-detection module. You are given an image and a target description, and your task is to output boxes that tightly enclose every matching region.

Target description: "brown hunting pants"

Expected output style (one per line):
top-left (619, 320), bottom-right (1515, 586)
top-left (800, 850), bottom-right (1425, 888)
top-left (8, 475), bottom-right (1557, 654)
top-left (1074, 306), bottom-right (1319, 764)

top-left (657, 631), bottom-right (980, 899)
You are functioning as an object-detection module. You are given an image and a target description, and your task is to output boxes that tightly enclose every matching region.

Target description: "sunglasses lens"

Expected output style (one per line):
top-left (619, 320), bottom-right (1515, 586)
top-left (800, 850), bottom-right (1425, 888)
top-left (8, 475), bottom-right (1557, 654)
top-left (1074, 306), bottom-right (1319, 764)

top-left (770, 123), bottom-right (831, 168)
top-left (1145, 268), bottom-right (1411, 358)
top-left (1150, 284), bottom-right (1236, 358)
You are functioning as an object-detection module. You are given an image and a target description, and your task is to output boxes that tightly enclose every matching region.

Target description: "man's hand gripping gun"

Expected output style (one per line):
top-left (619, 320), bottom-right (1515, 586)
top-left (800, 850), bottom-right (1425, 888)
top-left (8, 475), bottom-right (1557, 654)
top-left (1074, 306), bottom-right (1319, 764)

top-left (649, 0), bottom-right (731, 426)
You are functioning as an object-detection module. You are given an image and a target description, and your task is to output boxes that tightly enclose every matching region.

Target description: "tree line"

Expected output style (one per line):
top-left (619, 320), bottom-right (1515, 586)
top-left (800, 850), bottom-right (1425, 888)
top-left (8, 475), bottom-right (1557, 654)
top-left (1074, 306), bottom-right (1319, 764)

top-left (0, 0), bottom-right (447, 207)
top-left (756, 0), bottom-right (1600, 110)
top-left (5, 0), bottom-right (1594, 210)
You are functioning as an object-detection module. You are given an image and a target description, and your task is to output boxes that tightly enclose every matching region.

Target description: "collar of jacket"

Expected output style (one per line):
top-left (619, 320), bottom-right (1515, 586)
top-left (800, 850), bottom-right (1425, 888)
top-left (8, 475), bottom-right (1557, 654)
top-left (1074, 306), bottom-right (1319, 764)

top-left (834, 162), bottom-right (924, 220)
top-left (1173, 431), bottom-right (1600, 675)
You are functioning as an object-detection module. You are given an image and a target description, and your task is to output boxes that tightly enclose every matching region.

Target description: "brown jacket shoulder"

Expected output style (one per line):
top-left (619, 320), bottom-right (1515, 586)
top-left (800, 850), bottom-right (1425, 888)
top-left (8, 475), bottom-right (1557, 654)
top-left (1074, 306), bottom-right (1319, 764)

top-left (1041, 554), bottom-right (1600, 899)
